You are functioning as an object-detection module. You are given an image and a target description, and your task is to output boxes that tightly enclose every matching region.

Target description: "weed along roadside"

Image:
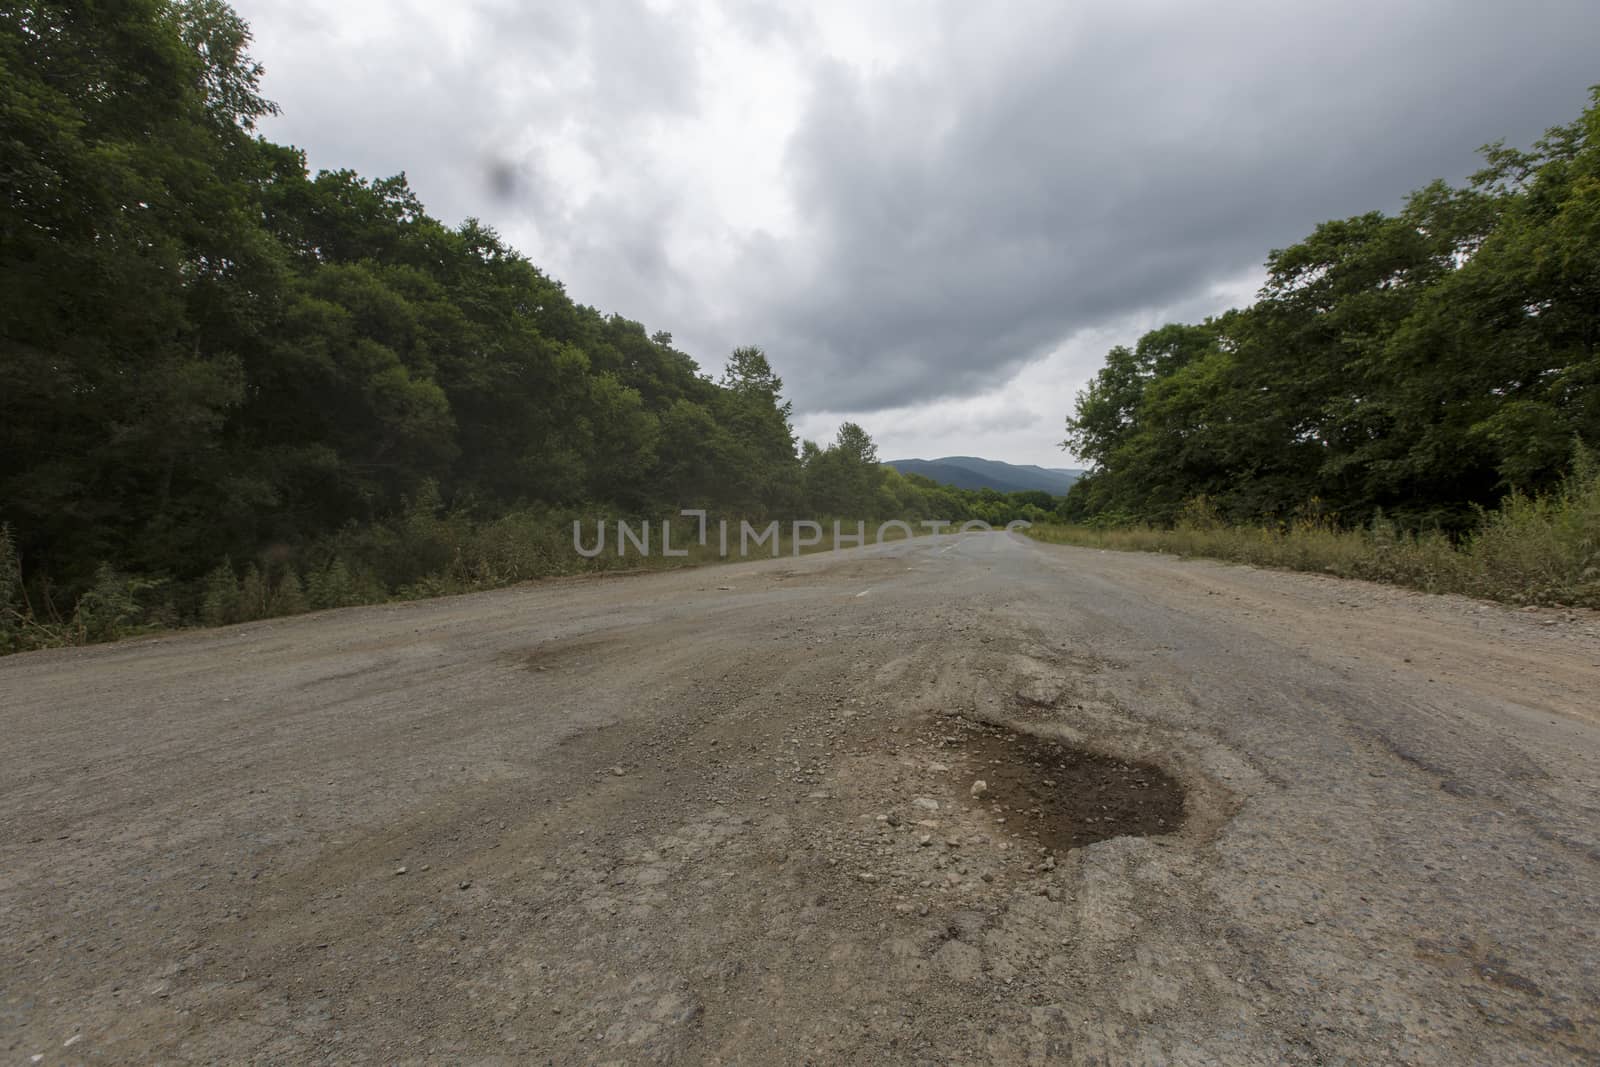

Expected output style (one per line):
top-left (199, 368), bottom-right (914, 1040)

top-left (1027, 455), bottom-right (1600, 610)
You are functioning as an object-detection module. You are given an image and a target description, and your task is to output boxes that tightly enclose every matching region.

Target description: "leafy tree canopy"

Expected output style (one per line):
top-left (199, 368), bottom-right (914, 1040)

top-left (1062, 89), bottom-right (1600, 530)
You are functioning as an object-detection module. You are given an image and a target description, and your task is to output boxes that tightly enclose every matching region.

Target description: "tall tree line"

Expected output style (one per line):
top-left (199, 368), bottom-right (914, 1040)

top-left (0, 2), bottom-right (814, 601)
top-left (1063, 90), bottom-right (1600, 530)
top-left (0, 1), bottom-right (1055, 639)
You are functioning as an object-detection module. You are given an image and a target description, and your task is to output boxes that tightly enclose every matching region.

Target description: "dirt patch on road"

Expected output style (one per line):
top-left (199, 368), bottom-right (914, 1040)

top-left (518, 630), bottom-right (626, 672)
top-left (947, 721), bottom-right (1186, 851)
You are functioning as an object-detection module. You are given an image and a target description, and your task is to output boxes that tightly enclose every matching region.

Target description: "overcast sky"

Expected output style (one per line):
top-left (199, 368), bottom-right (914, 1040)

top-left (235, 0), bottom-right (1600, 466)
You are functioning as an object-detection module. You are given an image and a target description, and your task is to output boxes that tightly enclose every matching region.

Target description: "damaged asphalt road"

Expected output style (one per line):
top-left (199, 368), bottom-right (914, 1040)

top-left (2, 533), bottom-right (1598, 1064)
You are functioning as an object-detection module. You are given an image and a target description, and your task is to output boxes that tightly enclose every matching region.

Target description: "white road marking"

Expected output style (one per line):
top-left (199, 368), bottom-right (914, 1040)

top-left (855, 589), bottom-right (871, 598)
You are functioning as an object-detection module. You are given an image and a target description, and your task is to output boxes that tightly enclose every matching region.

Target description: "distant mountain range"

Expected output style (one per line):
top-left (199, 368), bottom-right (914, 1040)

top-left (886, 456), bottom-right (1085, 495)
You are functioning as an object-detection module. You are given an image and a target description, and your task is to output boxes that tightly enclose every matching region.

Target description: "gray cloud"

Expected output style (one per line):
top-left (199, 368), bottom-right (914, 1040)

top-left (749, 0), bottom-right (1600, 409)
top-left (239, 0), bottom-right (1600, 429)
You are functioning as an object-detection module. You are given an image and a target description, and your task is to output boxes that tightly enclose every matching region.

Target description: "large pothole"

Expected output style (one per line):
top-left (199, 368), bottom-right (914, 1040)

top-left (951, 722), bottom-right (1186, 851)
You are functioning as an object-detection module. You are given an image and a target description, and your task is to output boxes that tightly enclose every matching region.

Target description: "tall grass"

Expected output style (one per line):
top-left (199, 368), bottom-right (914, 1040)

top-left (1028, 452), bottom-right (1600, 608)
top-left (0, 507), bottom-right (924, 654)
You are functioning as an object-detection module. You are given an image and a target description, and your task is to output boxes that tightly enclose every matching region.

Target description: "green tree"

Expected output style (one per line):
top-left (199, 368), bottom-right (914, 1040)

top-left (1062, 88), bottom-right (1600, 531)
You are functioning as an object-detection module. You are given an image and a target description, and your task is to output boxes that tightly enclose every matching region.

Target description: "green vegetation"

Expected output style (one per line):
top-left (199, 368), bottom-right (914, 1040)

top-left (1030, 446), bottom-right (1600, 607)
top-left (1052, 90), bottom-right (1600, 604)
top-left (1062, 92), bottom-right (1600, 532)
top-left (0, 2), bottom-right (1059, 653)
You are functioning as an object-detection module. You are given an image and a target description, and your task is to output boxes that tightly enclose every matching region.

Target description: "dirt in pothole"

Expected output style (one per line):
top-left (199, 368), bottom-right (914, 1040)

top-left (952, 723), bottom-right (1186, 851)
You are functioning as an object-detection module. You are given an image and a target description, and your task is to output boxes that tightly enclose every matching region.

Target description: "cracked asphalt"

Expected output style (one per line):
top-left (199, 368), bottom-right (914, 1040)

top-left (2, 533), bottom-right (1597, 1064)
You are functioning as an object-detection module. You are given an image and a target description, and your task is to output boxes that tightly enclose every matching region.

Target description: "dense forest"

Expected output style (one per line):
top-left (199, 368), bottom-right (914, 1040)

top-left (1061, 91), bottom-right (1600, 531)
top-left (1, 1), bottom-right (1051, 648)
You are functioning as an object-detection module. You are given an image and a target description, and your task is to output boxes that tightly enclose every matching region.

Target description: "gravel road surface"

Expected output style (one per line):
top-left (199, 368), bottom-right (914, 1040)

top-left (3, 533), bottom-right (1598, 1064)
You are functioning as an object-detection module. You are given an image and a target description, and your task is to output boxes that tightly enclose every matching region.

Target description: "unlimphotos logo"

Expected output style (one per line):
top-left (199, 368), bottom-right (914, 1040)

top-left (573, 510), bottom-right (1030, 558)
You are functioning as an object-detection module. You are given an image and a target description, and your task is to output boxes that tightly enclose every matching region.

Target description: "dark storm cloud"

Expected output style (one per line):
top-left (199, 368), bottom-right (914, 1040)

top-left (240, 0), bottom-right (1600, 417)
top-left (240, 0), bottom-right (722, 364)
top-left (241, 0), bottom-right (703, 231)
top-left (754, 0), bottom-right (1600, 410)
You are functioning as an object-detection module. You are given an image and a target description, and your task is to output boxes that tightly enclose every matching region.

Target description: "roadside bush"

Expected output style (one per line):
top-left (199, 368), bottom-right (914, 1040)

top-left (270, 570), bottom-right (308, 616)
top-left (307, 559), bottom-right (375, 610)
top-left (0, 525), bottom-right (34, 652)
top-left (71, 563), bottom-right (162, 643)
top-left (1027, 445), bottom-right (1600, 608)
top-left (200, 560), bottom-right (241, 627)
top-left (237, 564), bottom-right (268, 622)
top-left (1466, 444), bottom-right (1600, 604)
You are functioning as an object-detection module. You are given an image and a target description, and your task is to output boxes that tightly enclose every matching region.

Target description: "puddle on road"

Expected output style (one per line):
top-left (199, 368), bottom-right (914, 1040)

top-left (953, 724), bottom-right (1186, 851)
